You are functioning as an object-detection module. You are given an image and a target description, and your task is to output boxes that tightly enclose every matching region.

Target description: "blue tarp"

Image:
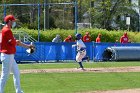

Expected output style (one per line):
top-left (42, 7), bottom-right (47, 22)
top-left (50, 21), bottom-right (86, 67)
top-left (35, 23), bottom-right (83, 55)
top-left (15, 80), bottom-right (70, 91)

top-left (93, 42), bottom-right (140, 61)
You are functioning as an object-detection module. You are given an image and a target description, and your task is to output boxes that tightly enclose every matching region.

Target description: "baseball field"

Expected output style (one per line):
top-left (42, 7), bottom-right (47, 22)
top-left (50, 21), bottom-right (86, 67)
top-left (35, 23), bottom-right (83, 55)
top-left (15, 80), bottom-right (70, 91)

top-left (1, 61), bottom-right (140, 93)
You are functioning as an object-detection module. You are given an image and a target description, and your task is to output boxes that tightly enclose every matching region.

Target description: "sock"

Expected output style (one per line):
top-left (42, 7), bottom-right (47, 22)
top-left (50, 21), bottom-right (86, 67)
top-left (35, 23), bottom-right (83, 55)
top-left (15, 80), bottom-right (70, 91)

top-left (78, 62), bottom-right (83, 68)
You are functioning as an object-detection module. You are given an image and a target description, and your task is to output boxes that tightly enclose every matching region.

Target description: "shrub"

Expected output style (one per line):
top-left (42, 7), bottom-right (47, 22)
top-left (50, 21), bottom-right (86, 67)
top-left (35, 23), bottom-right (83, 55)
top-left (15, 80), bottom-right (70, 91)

top-left (14, 28), bottom-right (140, 43)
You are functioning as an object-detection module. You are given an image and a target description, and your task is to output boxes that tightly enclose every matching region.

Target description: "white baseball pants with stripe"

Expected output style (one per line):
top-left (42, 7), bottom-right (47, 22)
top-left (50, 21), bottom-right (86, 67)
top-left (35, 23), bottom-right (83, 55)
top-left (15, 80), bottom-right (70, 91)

top-left (0, 53), bottom-right (24, 93)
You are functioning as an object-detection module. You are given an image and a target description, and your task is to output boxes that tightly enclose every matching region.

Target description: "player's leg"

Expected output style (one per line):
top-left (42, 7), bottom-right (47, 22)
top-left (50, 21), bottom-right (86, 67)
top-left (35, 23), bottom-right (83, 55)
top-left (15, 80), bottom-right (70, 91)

top-left (76, 52), bottom-right (86, 70)
top-left (82, 56), bottom-right (89, 62)
top-left (11, 56), bottom-right (23, 93)
top-left (76, 52), bottom-right (83, 68)
top-left (78, 62), bottom-right (84, 69)
top-left (81, 51), bottom-right (89, 62)
top-left (0, 54), bottom-right (11, 93)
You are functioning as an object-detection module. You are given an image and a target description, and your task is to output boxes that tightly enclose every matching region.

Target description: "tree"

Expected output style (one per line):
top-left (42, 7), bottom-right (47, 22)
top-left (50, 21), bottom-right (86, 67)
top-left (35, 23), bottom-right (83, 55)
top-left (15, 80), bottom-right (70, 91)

top-left (90, 0), bottom-right (139, 31)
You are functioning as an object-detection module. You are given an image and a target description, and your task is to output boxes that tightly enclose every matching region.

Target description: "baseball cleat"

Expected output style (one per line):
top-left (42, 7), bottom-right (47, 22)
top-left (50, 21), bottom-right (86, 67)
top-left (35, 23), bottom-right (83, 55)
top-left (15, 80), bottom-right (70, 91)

top-left (77, 67), bottom-right (86, 71)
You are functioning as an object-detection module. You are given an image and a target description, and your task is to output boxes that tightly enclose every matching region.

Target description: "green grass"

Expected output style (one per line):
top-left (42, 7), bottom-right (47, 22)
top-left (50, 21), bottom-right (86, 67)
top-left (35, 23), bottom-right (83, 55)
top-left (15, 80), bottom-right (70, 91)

top-left (4, 72), bottom-right (140, 93)
top-left (1, 62), bottom-right (140, 93)
top-left (16, 61), bottom-right (140, 70)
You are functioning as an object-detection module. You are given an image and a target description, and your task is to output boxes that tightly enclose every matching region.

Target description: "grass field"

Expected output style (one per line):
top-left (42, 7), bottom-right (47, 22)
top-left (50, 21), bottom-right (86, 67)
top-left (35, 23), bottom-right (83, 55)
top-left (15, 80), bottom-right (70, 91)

top-left (17, 61), bottom-right (140, 69)
top-left (1, 62), bottom-right (140, 93)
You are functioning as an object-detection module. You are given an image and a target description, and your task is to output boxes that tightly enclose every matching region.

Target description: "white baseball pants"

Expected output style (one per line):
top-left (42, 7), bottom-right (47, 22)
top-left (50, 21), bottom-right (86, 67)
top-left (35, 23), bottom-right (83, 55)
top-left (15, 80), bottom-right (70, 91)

top-left (0, 53), bottom-right (24, 93)
top-left (76, 51), bottom-right (86, 62)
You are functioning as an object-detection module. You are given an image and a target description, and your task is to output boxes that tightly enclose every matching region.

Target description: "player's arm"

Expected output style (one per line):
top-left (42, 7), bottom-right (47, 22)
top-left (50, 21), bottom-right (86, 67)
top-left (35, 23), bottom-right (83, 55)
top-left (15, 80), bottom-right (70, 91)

top-left (72, 44), bottom-right (77, 48)
top-left (120, 37), bottom-right (123, 43)
top-left (16, 40), bottom-right (33, 48)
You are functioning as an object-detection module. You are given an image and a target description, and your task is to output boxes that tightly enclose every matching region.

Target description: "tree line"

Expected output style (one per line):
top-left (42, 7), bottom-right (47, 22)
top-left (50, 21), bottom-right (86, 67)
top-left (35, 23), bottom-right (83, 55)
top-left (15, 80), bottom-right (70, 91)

top-left (0, 0), bottom-right (139, 31)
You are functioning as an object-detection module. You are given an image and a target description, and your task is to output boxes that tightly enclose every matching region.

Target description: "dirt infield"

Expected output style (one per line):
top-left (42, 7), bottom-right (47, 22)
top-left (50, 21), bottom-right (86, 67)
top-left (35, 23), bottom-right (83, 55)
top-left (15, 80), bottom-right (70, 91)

top-left (20, 66), bottom-right (140, 73)
top-left (20, 66), bottom-right (140, 93)
top-left (80, 88), bottom-right (140, 93)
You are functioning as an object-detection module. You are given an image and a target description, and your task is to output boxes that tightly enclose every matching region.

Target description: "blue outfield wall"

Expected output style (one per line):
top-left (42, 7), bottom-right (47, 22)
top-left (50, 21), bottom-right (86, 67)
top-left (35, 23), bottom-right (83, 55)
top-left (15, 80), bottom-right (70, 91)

top-left (15, 42), bottom-right (140, 62)
top-left (15, 42), bottom-right (93, 61)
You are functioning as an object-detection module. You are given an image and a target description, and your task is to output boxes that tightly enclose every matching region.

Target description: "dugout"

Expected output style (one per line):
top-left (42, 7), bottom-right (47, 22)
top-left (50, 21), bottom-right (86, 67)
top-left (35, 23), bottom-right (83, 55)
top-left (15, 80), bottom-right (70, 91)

top-left (103, 46), bottom-right (140, 61)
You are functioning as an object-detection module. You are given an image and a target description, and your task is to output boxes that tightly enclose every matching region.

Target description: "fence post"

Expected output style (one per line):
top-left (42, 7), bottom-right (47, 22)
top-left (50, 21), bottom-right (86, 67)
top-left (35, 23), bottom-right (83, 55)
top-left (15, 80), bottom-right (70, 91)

top-left (38, 2), bottom-right (40, 42)
top-left (74, 0), bottom-right (78, 34)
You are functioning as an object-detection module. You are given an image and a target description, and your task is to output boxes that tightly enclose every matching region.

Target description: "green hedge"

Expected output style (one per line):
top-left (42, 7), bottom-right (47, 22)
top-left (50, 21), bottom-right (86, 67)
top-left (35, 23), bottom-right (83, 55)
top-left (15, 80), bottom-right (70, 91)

top-left (14, 28), bottom-right (140, 43)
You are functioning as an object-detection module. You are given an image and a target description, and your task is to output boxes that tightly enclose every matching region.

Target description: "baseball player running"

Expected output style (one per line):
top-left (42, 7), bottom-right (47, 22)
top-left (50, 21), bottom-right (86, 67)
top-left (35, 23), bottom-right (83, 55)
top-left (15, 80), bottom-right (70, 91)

top-left (72, 33), bottom-right (89, 70)
top-left (0, 15), bottom-right (34, 93)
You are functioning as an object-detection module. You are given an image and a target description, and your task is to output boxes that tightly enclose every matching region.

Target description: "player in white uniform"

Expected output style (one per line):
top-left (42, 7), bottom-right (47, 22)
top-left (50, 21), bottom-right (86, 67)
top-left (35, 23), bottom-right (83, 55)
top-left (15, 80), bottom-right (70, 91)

top-left (72, 33), bottom-right (89, 70)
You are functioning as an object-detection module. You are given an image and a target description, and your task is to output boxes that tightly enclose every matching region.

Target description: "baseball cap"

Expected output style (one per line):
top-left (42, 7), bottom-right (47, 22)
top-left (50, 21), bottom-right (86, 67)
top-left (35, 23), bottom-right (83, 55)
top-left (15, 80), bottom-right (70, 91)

top-left (4, 15), bottom-right (16, 23)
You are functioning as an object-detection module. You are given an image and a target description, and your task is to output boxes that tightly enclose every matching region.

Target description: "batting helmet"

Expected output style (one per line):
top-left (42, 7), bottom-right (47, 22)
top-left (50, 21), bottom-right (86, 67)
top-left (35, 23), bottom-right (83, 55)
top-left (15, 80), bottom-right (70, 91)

top-left (75, 33), bottom-right (82, 40)
top-left (4, 15), bottom-right (15, 23)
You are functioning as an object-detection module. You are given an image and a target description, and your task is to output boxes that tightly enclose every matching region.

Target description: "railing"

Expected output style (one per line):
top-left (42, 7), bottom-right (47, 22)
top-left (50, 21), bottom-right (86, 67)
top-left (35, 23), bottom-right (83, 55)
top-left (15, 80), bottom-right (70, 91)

top-left (13, 30), bottom-right (37, 42)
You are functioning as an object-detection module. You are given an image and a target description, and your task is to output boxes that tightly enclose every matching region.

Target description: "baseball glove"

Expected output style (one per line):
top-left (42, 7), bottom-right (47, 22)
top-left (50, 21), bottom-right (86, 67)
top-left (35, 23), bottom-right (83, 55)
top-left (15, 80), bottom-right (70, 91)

top-left (26, 46), bottom-right (36, 54)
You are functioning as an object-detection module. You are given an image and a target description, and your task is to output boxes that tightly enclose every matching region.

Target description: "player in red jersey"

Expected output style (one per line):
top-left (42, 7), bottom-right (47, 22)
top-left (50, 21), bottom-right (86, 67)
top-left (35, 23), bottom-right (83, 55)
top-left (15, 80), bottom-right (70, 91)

top-left (64, 35), bottom-right (74, 42)
top-left (96, 33), bottom-right (101, 43)
top-left (82, 32), bottom-right (91, 42)
top-left (0, 15), bottom-right (34, 93)
top-left (120, 32), bottom-right (129, 43)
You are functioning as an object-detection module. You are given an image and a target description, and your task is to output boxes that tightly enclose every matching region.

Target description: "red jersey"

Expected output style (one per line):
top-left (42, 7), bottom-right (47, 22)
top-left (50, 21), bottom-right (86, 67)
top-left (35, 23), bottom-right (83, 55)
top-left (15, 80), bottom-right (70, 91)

top-left (120, 32), bottom-right (128, 43)
top-left (83, 35), bottom-right (91, 42)
top-left (64, 37), bottom-right (73, 42)
top-left (120, 36), bottom-right (128, 43)
top-left (0, 26), bottom-right (17, 54)
top-left (96, 37), bottom-right (101, 43)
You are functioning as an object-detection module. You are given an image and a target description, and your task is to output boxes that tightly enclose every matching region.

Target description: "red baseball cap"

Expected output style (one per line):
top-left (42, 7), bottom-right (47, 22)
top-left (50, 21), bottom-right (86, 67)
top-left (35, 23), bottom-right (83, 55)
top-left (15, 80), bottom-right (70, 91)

top-left (4, 15), bottom-right (15, 23)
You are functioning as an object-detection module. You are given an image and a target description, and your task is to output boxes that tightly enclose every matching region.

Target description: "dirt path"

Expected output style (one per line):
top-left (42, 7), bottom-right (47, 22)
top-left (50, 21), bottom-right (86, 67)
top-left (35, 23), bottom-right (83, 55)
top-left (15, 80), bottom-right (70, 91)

top-left (20, 66), bottom-right (140, 73)
top-left (82, 88), bottom-right (140, 93)
top-left (19, 66), bottom-right (140, 93)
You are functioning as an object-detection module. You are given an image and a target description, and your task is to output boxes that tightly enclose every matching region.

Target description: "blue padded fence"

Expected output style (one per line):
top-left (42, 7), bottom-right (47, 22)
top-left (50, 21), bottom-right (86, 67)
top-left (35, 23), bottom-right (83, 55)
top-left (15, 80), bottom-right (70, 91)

top-left (15, 42), bottom-right (93, 62)
top-left (15, 42), bottom-right (140, 62)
